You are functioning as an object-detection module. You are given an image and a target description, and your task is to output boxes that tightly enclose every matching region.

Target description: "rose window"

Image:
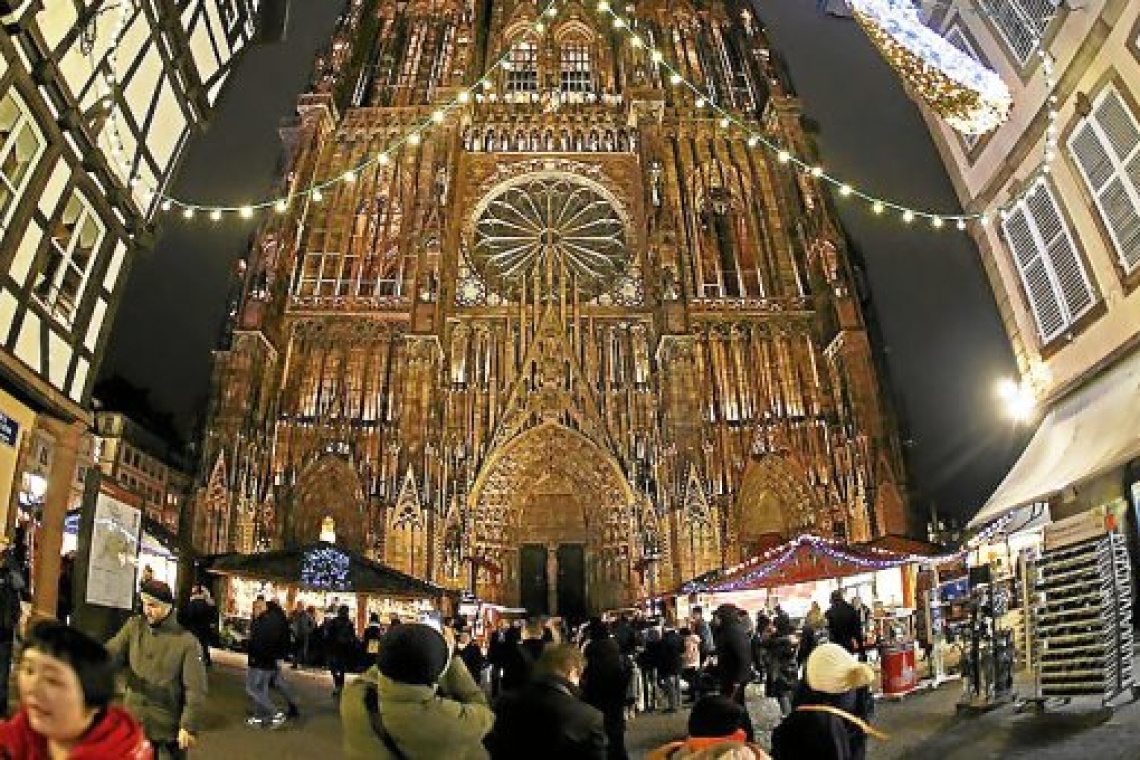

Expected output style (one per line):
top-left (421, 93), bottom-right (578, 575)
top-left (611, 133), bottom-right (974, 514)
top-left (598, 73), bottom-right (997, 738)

top-left (470, 175), bottom-right (629, 299)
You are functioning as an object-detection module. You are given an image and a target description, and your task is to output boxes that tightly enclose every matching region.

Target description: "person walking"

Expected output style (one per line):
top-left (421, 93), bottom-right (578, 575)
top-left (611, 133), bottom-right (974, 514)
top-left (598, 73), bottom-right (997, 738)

top-left (245, 599), bottom-right (298, 729)
top-left (647, 695), bottom-right (771, 759)
top-left (690, 607), bottom-right (715, 662)
top-left (323, 605), bottom-right (357, 698)
top-left (638, 625), bottom-right (662, 712)
top-left (362, 612), bottom-right (384, 661)
top-left (107, 579), bottom-right (207, 759)
top-left (457, 631), bottom-right (487, 686)
top-left (288, 602), bottom-right (315, 669)
top-left (581, 619), bottom-right (631, 760)
top-left (487, 619), bottom-right (511, 698)
top-left (182, 587), bottom-right (216, 668)
top-left (500, 618), bottom-right (549, 693)
top-left (0, 621), bottom-right (152, 759)
top-left (658, 624), bottom-right (684, 713)
top-left (0, 536), bottom-right (27, 719)
top-left (825, 592), bottom-right (863, 655)
top-left (711, 605), bottom-right (755, 742)
top-left (488, 643), bottom-right (607, 759)
top-left (679, 627), bottom-right (702, 705)
top-left (340, 622), bottom-right (493, 759)
top-left (771, 643), bottom-right (884, 760)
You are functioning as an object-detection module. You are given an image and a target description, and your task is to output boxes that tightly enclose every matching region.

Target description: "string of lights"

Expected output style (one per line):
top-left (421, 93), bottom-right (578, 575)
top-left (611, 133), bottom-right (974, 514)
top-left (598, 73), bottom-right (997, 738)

top-left (89, 0), bottom-right (564, 220)
top-left (89, 0), bottom-right (1057, 232)
top-left (591, 0), bottom-right (1059, 231)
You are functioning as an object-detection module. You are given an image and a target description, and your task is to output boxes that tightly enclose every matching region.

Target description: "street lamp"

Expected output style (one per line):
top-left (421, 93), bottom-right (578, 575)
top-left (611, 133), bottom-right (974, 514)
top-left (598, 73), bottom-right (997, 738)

top-left (996, 377), bottom-right (1036, 422)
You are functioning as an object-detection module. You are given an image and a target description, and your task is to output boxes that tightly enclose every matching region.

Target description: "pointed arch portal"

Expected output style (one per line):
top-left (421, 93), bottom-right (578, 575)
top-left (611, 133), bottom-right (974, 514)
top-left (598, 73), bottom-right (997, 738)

top-left (469, 422), bottom-right (637, 615)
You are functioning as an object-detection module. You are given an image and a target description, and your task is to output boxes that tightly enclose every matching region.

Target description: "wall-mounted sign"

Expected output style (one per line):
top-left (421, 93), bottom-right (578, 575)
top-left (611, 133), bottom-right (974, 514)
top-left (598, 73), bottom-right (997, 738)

top-left (1044, 501), bottom-right (1126, 550)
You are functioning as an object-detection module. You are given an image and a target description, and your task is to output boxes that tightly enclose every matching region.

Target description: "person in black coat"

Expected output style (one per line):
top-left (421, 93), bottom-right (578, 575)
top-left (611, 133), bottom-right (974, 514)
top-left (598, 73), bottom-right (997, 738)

top-left (581, 619), bottom-right (631, 760)
top-left (825, 591), bottom-right (863, 655)
top-left (711, 604), bottom-right (755, 740)
top-left (457, 630), bottom-right (487, 683)
top-left (771, 642), bottom-right (881, 760)
top-left (500, 618), bottom-right (550, 692)
top-left (322, 605), bottom-right (358, 697)
top-left (488, 643), bottom-right (607, 760)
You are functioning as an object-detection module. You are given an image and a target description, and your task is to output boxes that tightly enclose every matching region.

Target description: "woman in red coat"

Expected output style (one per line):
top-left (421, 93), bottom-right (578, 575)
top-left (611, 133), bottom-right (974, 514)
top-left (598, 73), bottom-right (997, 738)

top-left (0, 621), bottom-right (151, 759)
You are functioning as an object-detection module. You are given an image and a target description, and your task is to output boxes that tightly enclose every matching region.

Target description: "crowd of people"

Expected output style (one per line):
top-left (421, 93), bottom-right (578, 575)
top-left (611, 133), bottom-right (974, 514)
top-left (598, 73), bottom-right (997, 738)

top-left (0, 571), bottom-right (884, 759)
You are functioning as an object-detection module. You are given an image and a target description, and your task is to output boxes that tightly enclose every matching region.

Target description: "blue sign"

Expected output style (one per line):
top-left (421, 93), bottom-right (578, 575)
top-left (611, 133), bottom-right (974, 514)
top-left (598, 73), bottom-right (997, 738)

top-left (0, 412), bottom-right (19, 447)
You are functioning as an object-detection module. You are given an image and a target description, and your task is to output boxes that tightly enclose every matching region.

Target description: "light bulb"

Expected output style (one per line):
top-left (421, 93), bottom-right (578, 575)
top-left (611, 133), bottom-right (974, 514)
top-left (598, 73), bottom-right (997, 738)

top-left (312, 189), bottom-right (324, 203)
top-left (161, 200), bottom-right (173, 212)
top-left (458, 91), bottom-right (470, 103)
top-left (903, 210), bottom-right (915, 223)
top-left (777, 150), bottom-right (790, 163)
top-left (183, 208), bottom-right (195, 219)
top-left (210, 209), bottom-right (222, 221)
top-left (431, 110), bottom-right (444, 123)
top-left (669, 73), bottom-right (682, 85)
top-left (409, 132), bottom-right (422, 145)
top-left (872, 202), bottom-right (885, 215)
top-left (275, 199), bottom-right (288, 213)
top-left (839, 184), bottom-right (852, 197)
top-left (343, 170), bottom-right (357, 183)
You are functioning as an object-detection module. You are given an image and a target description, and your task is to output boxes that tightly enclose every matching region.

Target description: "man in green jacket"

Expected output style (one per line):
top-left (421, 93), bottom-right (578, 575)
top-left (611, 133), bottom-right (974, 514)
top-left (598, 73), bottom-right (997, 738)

top-left (107, 579), bottom-right (207, 759)
top-left (341, 621), bottom-right (493, 759)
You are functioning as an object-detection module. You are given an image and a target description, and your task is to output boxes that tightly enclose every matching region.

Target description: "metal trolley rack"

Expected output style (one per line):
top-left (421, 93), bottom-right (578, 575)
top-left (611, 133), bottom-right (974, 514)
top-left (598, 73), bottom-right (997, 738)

top-left (1027, 531), bottom-right (1138, 710)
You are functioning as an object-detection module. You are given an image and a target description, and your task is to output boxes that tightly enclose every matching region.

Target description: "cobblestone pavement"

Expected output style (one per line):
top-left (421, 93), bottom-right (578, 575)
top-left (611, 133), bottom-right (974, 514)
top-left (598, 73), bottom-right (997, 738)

top-left (191, 651), bottom-right (1140, 759)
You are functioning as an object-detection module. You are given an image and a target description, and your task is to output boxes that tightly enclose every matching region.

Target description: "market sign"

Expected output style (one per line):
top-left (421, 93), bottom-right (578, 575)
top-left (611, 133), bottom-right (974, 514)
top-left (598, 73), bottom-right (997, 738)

top-left (1043, 502), bottom-right (1124, 550)
top-left (0, 411), bottom-right (19, 447)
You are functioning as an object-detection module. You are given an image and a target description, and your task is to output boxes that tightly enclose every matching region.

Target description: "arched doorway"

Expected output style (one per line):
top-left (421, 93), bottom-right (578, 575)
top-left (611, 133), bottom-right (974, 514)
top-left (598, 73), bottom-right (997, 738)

top-left (469, 422), bottom-right (637, 616)
top-left (735, 453), bottom-right (821, 558)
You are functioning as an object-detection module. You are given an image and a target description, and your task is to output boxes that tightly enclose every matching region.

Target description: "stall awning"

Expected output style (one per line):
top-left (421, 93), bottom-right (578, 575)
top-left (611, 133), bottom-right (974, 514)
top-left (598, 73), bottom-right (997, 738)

top-left (969, 350), bottom-right (1140, 528)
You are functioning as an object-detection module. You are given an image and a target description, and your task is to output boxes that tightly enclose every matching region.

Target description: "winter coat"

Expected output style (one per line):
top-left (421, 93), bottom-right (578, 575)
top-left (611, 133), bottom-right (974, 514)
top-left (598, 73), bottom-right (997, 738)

top-left (639, 628), bottom-right (662, 672)
top-left (825, 602), bottom-right (863, 654)
top-left (248, 608), bottom-right (290, 670)
top-left (658, 630), bottom-right (685, 677)
top-left (581, 636), bottom-right (631, 712)
top-left (712, 615), bottom-right (752, 687)
top-left (500, 638), bottom-right (548, 691)
top-left (0, 706), bottom-right (152, 759)
top-left (692, 618), bottom-right (715, 657)
top-left (182, 598), bottom-right (216, 640)
top-left (340, 658), bottom-right (493, 760)
top-left (324, 614), bottom-right (358, 661)
top-left (459, 641), bottom-right (486, 678)
top-left (772, 684), bottom-right (874, 760)
top-left (648, 734), bottom-right (770, 760)
top-left (106, 613), bottom-right (207, 741)
top-left (488, 674), bottom-right (607, 760)
top-left (763, 636), bottom-right (798, 699)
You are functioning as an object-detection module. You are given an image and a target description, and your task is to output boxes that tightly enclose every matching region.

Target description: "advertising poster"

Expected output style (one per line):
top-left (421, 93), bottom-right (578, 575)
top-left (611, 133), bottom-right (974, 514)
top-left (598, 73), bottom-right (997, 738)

top-left (85, 492), bottom-right (142, 609)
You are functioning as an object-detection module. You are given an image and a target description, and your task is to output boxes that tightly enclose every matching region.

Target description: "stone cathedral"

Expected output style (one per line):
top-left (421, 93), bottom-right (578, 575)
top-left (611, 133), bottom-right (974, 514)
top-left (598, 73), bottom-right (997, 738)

top-left (193, 0), bottom-right (910, 616)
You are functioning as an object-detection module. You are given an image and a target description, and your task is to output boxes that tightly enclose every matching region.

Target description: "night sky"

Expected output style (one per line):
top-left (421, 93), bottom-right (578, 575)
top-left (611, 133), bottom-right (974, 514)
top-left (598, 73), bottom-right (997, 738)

top-left (101, 0), bottom-right (1027, 522)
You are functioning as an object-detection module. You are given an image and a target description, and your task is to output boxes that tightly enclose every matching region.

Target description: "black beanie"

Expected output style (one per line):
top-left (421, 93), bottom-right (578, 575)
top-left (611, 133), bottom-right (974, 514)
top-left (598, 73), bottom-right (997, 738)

top-left (139, 580), bottom-right (175, 606)
top-left (376, 623), bottom-right (449, 686)
top-left (687, 695), bottom-right (747, 738)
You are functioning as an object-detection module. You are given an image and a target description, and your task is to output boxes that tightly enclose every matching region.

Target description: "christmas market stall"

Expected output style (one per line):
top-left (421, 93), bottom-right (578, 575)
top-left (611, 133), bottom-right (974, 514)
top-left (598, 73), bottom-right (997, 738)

top-left (206, 540), bottom-right (446, 634)
top-left (677, 533), bottom-right (946, 697)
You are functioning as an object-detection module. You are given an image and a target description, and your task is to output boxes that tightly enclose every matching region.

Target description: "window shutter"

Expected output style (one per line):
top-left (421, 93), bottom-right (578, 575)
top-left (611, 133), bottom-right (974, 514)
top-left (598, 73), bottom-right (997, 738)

top-left (1003, 205), bottom-right (1065, 342)
top-left (1026, 187), bottom-right (1095, 321)
top-left (1068, 89), bottom-right (1140, 273)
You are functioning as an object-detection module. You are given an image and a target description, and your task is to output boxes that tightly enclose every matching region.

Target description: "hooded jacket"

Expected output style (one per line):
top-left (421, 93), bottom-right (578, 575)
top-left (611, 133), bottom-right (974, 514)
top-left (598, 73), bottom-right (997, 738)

top-left (105, 612), bottom-right (207, 740)
top-left (488, 674), bottom-right (606, 760)
top-left (0, 706), bottom-right (153, 759)
top-left (340, 656), bottom-right (493, 760)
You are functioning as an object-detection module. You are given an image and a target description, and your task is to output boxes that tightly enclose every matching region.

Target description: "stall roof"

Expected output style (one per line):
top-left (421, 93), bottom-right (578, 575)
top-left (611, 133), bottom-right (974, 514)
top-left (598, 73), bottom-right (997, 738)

top-left (969, 350), bottom-right (1140, 529)
top-left (682, 535), bottom-right (927, 594)
top-left (207, 541), bottom-right (444, 598)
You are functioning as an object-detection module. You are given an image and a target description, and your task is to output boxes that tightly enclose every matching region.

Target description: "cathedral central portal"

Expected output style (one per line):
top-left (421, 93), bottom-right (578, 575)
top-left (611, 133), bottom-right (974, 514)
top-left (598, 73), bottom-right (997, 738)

top-left (471, 423), bottom-right (637, 616)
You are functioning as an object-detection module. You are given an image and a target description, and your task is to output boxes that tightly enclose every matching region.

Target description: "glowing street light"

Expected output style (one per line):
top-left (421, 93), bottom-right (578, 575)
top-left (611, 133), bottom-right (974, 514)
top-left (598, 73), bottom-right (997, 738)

top-left (997, 377), bottom-right (1036, 422)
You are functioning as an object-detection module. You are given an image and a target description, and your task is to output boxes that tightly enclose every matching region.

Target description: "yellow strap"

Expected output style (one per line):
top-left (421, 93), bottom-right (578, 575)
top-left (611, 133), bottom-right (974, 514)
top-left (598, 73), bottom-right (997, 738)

top-left (794, 704), bottom-right (890, 741)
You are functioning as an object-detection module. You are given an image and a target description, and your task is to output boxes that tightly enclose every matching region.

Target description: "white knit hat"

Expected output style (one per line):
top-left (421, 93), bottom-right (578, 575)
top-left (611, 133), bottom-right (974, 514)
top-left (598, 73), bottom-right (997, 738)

top-left (805, 642), bottom-right (875, 694)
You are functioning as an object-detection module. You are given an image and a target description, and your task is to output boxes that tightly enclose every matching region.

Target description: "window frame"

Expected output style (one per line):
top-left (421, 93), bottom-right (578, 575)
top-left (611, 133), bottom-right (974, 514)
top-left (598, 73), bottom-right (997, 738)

top-left (1000, 178), bottom-right (1098, 344)
top-left (32, 190), bottom-right (106, 326)
top-left (1065, 85), bottom-right (1140, 276)
top-left (976, 0), bottom-right (1059, 66)
top-left (0, 90), bottom-right (48, 230)
top-left (505, 40), bottom-right (539, 93)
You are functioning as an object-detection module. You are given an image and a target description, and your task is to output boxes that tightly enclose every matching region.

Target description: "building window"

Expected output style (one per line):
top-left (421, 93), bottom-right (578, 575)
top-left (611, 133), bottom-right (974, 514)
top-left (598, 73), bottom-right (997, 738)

top-left (1067, 86), bottom-right (1140, 275)
top-left (943, 25), bottom-right (984, 151)
top-left (1001, 178), bottom-right (1096, 343)
top-left (506, 41), bottom-right (538, 93)
top-left (560, 43), bottom-right (592, 93)
top-left (977, 0), bottom-right (1059, 64)
top-left (0, 91), bottom-right (47, 226)
top-left (33, 192), bottom-right (105, 324)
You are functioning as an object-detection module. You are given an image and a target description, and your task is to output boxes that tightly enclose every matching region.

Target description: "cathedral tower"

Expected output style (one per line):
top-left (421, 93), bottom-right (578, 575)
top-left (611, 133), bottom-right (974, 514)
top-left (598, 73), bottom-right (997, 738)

top-left (194, 0), bottom-right (910, 615)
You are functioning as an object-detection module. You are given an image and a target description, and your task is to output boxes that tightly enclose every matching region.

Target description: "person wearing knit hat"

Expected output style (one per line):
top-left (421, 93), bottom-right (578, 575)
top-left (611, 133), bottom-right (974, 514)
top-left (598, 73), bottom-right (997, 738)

top-left (341, 622), bottom-right (494, 759)
top-left (770, 643), bottom-right (884, 760)
top-left (646, 696), bottom-right (771, 759)
top-left (107, 575), bottom-right (207, 756)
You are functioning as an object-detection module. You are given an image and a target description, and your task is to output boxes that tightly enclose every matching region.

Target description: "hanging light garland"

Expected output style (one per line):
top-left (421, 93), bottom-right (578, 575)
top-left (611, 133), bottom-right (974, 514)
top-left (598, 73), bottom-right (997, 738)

top-left (90, 0), bottom-right (1055, 232)
top-left (849, 0), bottom-right (1012, 135)
top-left (89, 0), bottom-right (564, 221)
top-left (592, 0), bottom-right (1058, 231)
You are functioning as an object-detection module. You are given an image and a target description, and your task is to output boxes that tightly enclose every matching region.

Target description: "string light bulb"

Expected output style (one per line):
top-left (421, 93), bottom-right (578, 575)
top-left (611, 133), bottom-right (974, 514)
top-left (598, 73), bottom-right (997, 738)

top-left (240, 206), bottom-right (253, 219)
top-left (210, 209), bottom-right (222, 221)
top-left (275, 199), bottom-right (288, 213)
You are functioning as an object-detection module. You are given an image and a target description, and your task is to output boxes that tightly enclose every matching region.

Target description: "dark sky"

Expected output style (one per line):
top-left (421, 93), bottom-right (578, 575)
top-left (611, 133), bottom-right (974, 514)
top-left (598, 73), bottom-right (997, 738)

top-left (102, 0), bottom-right (1026, 521)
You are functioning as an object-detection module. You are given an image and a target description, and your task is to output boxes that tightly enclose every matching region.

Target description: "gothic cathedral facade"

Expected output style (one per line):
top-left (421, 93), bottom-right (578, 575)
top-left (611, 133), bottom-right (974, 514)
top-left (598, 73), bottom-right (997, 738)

top-left (194, 0), bottom-right (910, 615)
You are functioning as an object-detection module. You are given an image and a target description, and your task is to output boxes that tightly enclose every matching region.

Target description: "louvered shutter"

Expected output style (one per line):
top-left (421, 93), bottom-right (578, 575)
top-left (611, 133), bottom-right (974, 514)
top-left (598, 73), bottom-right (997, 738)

top-left (943, 27), bottom-right (982, 149)
top-left (1068, 89), bottom-right (1140, 274)
top-left (1003, 205), bottom-right (1066, 342)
